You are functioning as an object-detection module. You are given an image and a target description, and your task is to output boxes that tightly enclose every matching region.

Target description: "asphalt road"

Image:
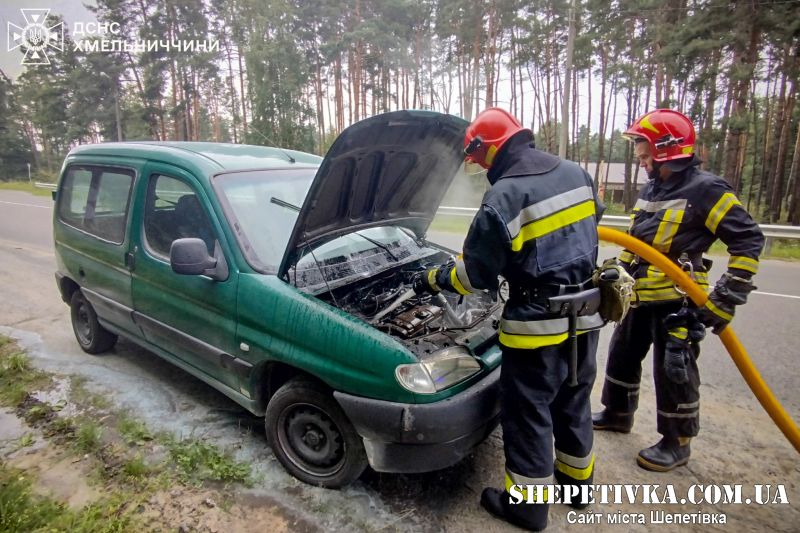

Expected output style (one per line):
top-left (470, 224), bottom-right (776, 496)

top-left (1, 189), bottom-right (799, 532)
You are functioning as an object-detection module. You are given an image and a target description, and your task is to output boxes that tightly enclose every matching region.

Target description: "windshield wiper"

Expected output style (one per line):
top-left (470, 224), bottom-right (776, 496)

top-left (354, 231), bottom-right (399, 261)
top-left (270, 197), bottom-right (300, 212)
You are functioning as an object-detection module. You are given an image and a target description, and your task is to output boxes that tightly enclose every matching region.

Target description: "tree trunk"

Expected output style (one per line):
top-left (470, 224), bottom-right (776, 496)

top-left (723, 18), bottom-right (761, 187)
top-left (594, 45), bottom-right (607, 187)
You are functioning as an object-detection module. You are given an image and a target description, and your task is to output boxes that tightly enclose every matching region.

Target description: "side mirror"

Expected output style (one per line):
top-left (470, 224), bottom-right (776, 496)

top-left (170, 238), bottom-right (228, 281)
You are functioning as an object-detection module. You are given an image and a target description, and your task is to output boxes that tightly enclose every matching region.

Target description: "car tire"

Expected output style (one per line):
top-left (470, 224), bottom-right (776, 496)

top-left (70, 290), bottom-right (118, 354)
top-left (265, 378), bottom-right (368, 488)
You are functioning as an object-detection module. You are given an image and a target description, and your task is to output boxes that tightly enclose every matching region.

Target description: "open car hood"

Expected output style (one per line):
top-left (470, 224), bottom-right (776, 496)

top-left (278, 110), bottom-right (468, 278)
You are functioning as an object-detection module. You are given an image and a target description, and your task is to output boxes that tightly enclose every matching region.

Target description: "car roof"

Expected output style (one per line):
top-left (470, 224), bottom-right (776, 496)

top-left (66, 141), bottom-right (322, 178)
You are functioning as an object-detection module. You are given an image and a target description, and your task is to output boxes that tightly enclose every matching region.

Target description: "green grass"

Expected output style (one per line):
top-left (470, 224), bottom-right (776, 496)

top-left (75, 420), bottom-right (104, 454)
top-left (164, 437), bottom-right (251, 484)
top-left (0, 464), bottom-right (137, 533)
top-left (0, 180), bottom-right (54, 197)
top-left (117, 415), bottom-right (154, 446)
top-left (0, 340), bottom-right (50, 406)
top-left (121, 455), bottom-right (150, 480)
top-left (429, 214), bottom-right (471, 235)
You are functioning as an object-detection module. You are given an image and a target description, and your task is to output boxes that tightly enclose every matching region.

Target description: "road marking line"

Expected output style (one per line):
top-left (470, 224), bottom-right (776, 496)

top-left (752, 291), bottom-right (800, 300)
top-left (0, 200), bottom-right (52, 209)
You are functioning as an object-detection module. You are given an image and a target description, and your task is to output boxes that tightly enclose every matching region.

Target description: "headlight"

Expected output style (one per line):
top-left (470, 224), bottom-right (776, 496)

top-left (395, 346), bottom-right (481, 394)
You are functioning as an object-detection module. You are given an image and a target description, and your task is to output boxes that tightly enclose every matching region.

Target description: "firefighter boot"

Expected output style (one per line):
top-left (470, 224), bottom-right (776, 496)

top-left (637, 437), bottom-right (691, 472)
top-left (480, 488), bottom-right (549, 531)
top-left (592, 409), bottom-right (633, 433)
top-left (554, 469), bottom-right (593, 510)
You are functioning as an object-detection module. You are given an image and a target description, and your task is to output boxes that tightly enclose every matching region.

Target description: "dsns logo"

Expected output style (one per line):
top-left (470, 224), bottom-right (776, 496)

top-left (7, 9), bottom-right (64, 65)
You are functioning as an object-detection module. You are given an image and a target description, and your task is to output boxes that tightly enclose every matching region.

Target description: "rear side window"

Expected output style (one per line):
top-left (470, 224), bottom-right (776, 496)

top-left (143, 174), bottom-right (216, 258)
top-left (57, 166), bottom-right (134, 244)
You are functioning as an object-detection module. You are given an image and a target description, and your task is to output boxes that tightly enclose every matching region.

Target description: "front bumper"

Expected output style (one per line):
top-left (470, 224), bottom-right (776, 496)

top-left (333, 366), bottom-right (501, 473)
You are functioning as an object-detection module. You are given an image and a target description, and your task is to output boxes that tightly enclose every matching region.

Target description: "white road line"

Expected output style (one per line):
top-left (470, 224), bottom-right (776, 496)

top-left (752, 291), bottom-right (800, 300)
top-left (0, 200), bottom-right (52, 209)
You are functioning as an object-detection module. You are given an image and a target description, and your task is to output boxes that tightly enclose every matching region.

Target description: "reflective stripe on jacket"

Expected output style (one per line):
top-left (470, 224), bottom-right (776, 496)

top-left (435, 134), bottom-right (604, 349)
top-left (621, 163), bottom-right (764, 302)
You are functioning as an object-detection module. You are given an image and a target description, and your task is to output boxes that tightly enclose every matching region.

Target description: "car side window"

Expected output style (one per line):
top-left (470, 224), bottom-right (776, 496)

top-left (57, 165), bottom-right (134, 244)
top-left (144, 174), bottom-right (215, 258)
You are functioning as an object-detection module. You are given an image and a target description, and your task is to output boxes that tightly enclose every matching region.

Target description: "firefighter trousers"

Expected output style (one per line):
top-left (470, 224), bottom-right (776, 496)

top-left (601, 301), bottom-right (701, 437)
top-left (501, 330), bottom-right (599, 497)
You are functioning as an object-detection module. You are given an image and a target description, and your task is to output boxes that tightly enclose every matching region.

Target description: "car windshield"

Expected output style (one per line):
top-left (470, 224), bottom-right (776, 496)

top-left (214, 168), bottom-right (317, 271)
top-left (290, 226), bottom-right (437, 293)
top-left (214, 169), bottom-right (438, 282)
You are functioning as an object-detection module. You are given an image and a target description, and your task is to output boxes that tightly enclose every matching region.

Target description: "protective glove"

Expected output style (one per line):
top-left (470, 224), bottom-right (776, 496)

top-left (696, 272), bottom-right (755, 334)
top-left (413, 268), bottom-right (441, 295)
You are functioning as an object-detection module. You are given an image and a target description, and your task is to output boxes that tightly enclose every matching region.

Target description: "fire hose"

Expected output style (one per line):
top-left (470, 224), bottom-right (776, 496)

top-left (598, 227), bottom-right (800, 453)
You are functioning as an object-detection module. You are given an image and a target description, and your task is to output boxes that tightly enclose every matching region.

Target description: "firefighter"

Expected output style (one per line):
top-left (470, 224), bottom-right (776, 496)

top-left (593, 109), bottom-right (765, 471)
top-left (414, 108), bottom-right (604, 531)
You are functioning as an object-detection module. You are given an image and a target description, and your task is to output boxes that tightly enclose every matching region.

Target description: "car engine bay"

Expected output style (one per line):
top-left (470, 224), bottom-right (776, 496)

top-left (319, 260), bottom-right (504, 357)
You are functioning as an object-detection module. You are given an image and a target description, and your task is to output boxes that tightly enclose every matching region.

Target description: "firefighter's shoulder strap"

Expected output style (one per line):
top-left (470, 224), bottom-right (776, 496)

top-left (592, 257), bottom-right (636, 323)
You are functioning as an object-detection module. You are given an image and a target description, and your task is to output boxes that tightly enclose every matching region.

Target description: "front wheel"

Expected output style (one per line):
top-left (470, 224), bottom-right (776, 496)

top-left (265, 379), bottom-right (367, 488)
top-left (70, 290), bottom-right (117, 354)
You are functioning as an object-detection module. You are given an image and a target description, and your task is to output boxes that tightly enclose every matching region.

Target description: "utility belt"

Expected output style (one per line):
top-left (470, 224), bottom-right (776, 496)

top-left (509, 278), bottom-right (596, 305)
top-left (631, 251), bottom-right (710, 273)
top-left (509, 278), bottom-right (601, 387)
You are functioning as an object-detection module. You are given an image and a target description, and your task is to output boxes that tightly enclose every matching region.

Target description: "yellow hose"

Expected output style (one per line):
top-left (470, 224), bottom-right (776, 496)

top-left (598, 226), bottom-right (800, 453)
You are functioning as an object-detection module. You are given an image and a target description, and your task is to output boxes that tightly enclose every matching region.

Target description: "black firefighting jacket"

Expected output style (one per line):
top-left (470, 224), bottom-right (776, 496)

top-left (619, 158), bottom-right (765, 303)
top-left (433, 134), bottom-right (605, 349)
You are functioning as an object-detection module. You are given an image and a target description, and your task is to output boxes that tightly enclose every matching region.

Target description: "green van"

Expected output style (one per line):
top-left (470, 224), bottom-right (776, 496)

top-left (53, 110), bottom-right (503, 488)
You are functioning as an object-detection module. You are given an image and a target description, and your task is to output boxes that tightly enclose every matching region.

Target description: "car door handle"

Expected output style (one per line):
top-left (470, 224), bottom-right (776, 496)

top-left (125, 248), bottom-right (136, 270)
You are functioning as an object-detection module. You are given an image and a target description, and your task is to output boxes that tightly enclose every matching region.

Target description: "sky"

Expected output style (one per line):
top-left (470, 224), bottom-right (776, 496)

top-left (1, 0), bottom-right (96, 79)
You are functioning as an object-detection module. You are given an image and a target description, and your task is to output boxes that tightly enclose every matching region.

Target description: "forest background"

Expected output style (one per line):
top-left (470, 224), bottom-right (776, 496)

top-left (1, 0), bottom-right (799, 223)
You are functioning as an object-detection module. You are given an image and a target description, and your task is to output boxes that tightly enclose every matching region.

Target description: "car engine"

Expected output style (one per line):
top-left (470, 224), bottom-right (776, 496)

top-left (325, 266), bottom-right (503, 357)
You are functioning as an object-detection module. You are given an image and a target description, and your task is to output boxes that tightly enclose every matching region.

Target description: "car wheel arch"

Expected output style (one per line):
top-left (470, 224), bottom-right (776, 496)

top-left (253, 361), bottom-right (323, 413)
top-left (58, 276), bottom-right (80, 305)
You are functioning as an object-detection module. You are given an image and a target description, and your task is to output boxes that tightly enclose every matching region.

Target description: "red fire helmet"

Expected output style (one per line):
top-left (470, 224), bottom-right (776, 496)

top-left (623, 109), bottom-right (696, 162)
top-left (463, 108), bottom-right (531, 169)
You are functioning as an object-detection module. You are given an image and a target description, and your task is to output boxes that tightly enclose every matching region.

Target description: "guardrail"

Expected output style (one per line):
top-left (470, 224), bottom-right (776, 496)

top-left (437, 206), bottom-right (800, 249)
top-left (34, 182), bottom-right (57, 191)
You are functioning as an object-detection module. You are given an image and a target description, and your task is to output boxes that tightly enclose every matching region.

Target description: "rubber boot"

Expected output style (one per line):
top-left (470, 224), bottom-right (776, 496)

top-left (554, 469), bottom-right (593, 510)
top-left (480, 488), bottom-right (549, 531)
top-left (637, 437), bottom-right (691, 472)
top-left (591, 408), bottom-right (633, 433)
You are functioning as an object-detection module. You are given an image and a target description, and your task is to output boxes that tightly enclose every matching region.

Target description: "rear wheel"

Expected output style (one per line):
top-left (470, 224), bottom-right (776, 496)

top-left (70, 290), bottom-right (117, 354)
top-left (265, 379), bottom-right (367, 488)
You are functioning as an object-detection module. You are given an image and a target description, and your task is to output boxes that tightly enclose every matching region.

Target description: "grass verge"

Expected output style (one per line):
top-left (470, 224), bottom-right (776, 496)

top-left (0, 180), bottom-right (54, 197)
top-left (0, 334), bottom-right (253, 530)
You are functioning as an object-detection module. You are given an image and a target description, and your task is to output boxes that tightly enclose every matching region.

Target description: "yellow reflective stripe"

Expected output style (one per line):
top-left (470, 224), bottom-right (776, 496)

top-left (555, 453), bottom-right (595, 481)
top-left (449, 266), bottom-right (470, 295)
top-left (619, 250), bottom-right (635, 263)
top-left (485, 144), bottom-right (498, 166)
top-left (427, 269), bottom-right (441, 292)
top-left (669, 327), bottom-right (688, 340)
top-left (505, 473), bottom-right (549, 502)
top-left (510, 200), bottom-right (596, 252)
top-left (705, 300), bottom-right (733, 321)
top-left (634, 277), bottom-right (675, 289)
top-left (639, 114), bottom-right (660, 134)
top-left (652, 209), bottom-right (684, 253)
top-left (705, 193), bottom-right (741, 233)
top-left (499, 330), bottom-right (593, 349)
top-left (728, 256), bottom-right (759, 275)
top-left (454, 256), bottom-right (476, 292)
top-left (636, 288), bottom-right (683, 302)
top-left (499, 331), bottom-right (568, 349)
